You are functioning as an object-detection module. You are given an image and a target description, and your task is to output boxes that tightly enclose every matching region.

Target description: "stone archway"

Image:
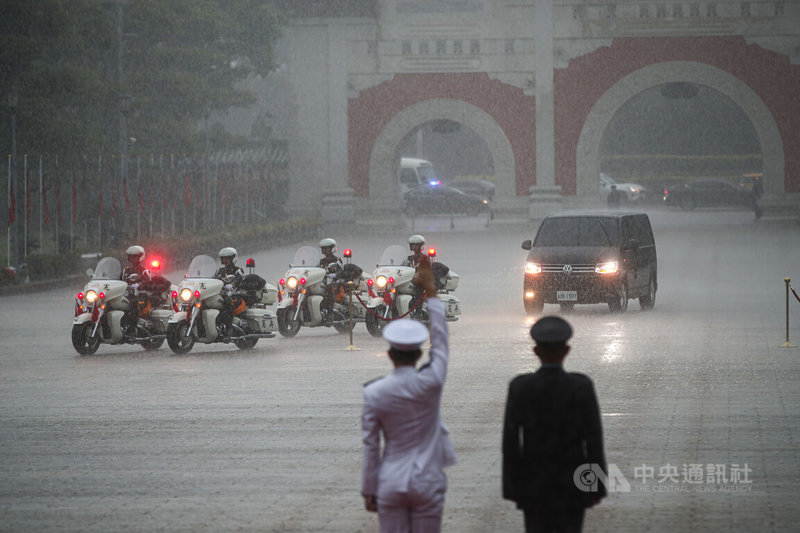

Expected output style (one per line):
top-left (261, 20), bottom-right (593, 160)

top-left (576, 61), bottom-right (785, 199)
top-left (364, 98), bottom-right (518, 214)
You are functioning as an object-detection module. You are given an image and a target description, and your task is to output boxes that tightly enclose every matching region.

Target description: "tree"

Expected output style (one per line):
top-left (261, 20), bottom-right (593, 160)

top-left (0, 0), bottom-right (286, 158)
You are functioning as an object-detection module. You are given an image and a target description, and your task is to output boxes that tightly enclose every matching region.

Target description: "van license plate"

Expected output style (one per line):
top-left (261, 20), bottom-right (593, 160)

top-left (557, 291), bottom-right (577, 301)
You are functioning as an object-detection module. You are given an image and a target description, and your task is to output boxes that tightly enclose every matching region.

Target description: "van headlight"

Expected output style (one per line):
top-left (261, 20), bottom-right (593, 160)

top-left (525, 262), bottom-right (542, 275)
top-left (595, 261), bottom-right (619, 274)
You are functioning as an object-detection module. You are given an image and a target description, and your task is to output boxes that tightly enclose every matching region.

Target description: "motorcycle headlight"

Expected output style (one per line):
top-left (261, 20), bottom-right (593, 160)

top-left (525, 262), bottom-right (542, 275)
top-left (595, 261), bottom-right (619, 274)
top-left (180, 288), bottom-right (194, 302)
top-left (85, 290), bottom-right (98, 303)
top-left (375, 275), bottom-right (388, 289)
top-left (286, 276), bottom-right (298, 290)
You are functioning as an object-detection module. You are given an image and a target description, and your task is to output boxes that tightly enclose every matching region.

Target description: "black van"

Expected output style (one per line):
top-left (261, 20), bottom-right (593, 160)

top-left (521, 212), bottom-right (657, 313)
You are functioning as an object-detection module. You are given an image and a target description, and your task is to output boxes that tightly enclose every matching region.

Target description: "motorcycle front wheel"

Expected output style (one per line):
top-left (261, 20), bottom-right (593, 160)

top-left (277, 306), bottom-right (302, 337)
top-left (365, 304), bottom-right (393, 338)
top-left (167, 321), bottom-right (195, 354)
top-left (71, 323), bottom-right (101, 355)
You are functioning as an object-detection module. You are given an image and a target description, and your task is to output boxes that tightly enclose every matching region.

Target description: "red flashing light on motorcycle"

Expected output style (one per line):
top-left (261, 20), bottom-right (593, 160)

top-left (343, 248), bottom-right (352, 258)
top-left (300, 277), bottom-right (306, 285)
top-left (99, 292), bottom-right (106, 300)
top-left (427, 248), bottom-right (436, 258)
top-left (171, 290), bottom-right (178, 299)
top-left (388, 277), bottom-right (395, 285)
top-left (151, 259), bottom-right (160, 268)
top-left (77, 292), bottom-right (84, 300)
top-left (279, 278), bottom-right (285, 286)
top-left (367, 279), bottom-right (374, 286)
top-left (193, 290), bottom-right (201, 299)
top-left (246, 258), bottom-right (255, 268)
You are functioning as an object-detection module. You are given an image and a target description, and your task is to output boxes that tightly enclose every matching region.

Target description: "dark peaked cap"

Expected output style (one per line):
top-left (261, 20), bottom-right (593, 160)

top-left (529, 316), bottom-right (573, 344)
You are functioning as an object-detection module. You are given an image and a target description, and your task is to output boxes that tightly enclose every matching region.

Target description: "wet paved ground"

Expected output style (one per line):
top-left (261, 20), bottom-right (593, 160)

top-left (1, 208), bottom-right (799, 532)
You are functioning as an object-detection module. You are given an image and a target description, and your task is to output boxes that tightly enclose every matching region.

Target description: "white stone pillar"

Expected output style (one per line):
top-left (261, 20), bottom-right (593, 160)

top-left (321, 21), bottom-right (356, 223)
top-left (529, 0), bottom-right (562, 219)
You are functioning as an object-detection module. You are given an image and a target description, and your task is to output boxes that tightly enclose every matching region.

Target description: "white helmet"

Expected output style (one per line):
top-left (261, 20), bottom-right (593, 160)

top-left (218, 247), bottom-right (238, 263)
top-left (408, 235), bottom-right (426, 246)
top-left (126, 245), bottom-right (145, 261)
top-left (319, 238), bottom-right (337, 253)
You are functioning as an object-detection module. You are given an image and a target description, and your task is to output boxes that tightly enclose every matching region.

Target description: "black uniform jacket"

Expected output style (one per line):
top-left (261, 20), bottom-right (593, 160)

top-left (502, 366), bottom-right (607, 509)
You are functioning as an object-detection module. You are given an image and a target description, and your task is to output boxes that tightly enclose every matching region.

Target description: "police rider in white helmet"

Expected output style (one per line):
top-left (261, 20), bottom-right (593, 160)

top-left (122, 245), bottom-right (150, 282)
top-left (404, 234), bottom-right (426, 268)
top-left (319, 238), bottom-right (343, 315)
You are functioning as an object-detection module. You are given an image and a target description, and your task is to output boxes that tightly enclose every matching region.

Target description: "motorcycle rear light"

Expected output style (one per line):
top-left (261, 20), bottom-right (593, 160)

top-left (428, 248), bottom-right (436, 257)
top-left (194, 290), bottom-right (201, 299)
top-left (99, 292), bottom-right (106, 299)
top-left (77, 292), bottom-right (84, 300)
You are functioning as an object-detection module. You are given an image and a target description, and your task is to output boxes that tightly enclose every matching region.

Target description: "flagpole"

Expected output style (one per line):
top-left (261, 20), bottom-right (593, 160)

top-left (7, 155), bottom-right (11, 267)
top-left (39, 155), bottom-right (43, 254)
top-left (23, 154), bottom-right (27, 259)
top-left (98, 155), bottom-right (102, 246)
top-left (136, 155), bottom-right (141, 240)
top-left (55, 155), bottom-right (59, 254)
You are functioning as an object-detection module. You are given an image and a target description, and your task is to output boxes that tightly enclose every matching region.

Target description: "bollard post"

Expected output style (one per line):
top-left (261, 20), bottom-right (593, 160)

top-left (782, 278), bottom-right (795, 348)
top-left (344, 280), bottom-right (360, 351)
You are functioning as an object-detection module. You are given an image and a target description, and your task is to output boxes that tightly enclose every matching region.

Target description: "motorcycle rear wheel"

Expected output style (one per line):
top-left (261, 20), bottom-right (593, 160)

top-left (71, 323), bottom-right (101, 355)
top-left (167, 321), bottom-right (195, 354)
top-left (277, 306), bottom-right (302, 337)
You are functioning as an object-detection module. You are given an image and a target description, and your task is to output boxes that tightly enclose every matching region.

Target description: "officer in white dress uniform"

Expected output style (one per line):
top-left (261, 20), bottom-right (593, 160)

top-left (361, 256), bottom-right (457, 533)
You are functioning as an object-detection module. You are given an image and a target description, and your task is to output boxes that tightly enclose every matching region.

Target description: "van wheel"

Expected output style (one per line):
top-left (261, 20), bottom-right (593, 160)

top-left (524, 297), bottom-right (544, 315)
top-left (639, 277), bottom-right (656, 311)
top-left (679, 196), bottom-right (696, 210)
top-left (608, 284), bottom-right (628, 313)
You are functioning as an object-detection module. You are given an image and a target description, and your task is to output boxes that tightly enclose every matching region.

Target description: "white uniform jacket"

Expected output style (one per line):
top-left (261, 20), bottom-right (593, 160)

top-left (361, 297), bottom-right (457, 498)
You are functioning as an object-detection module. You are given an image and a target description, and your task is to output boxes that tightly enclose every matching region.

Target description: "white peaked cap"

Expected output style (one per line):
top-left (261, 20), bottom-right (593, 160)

top-left (382, 319), bottom-right (429, 350)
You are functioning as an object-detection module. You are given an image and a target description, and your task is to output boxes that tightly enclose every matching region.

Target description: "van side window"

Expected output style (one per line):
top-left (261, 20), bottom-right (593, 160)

top-left (400, 168), bottom-right (418, 185)
top-left (633, 215), bottom-right (654, 245)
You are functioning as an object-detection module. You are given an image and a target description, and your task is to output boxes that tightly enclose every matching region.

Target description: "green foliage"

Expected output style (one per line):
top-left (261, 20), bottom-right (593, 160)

top-left (0, 0), bottom-right (287, 156)
top-left (25, 251), bottom-right (80, 279)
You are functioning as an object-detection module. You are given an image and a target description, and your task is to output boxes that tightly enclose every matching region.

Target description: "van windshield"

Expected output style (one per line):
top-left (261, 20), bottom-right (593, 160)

top-left (418, 166), bottom-right (437, 181)
top-left (534, 217), bottom-right (619, 247)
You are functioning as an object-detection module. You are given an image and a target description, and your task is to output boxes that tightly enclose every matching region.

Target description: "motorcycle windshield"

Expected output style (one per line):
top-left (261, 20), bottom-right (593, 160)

top-left (186, 255), bottom-right (218, 278)
top-left (290, 246), bottom-right (322, 267)
top-left (92, 257), bottom-right (122, 280)
top-left (378, 245), bottom-right (408, 266)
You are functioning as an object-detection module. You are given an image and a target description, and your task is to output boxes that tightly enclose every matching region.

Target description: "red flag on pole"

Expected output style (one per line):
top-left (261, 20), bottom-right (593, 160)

top-left (42, 184), bottom-right (50, 225)
top-left (71, 172), bottom-right (78, 223)
top-left (123, 177), bottom-right (129, 212)
top-left (8, 180), bottom-right (15, 227)
top-left (25, 171), bottom-right (31, 224)
top-left (138, 178), bottom-right (144, 215)
top-left (183, 173), bottom-right (192, 207)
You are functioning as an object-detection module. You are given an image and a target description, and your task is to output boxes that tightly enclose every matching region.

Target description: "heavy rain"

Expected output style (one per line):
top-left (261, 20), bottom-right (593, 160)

top-left (1, 2), bottom-right (799, 532)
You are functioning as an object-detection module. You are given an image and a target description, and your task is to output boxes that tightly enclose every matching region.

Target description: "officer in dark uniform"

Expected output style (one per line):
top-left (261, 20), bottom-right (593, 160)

top-left (318, 238), bottom-right (343, 315)
top-left (502, 316), bottom-right (607, 533)
top-left (121, 245), bottom-right (150, 282)
top-left (215, 247), bottom-right (244, 336)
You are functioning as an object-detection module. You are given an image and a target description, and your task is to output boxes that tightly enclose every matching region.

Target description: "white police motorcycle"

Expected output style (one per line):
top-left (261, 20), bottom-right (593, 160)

top-left (166, 255), bottom-right (278, 353)
top-left (364, 245), bottom-right (461, 337)
top-left (71, 257), bottom-right (174, 355)
top-left (276, 246), bottom-right (369, 337)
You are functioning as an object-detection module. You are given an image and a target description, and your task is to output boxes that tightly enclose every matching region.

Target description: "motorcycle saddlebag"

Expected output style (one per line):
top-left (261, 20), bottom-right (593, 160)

top-left (432, 262), bottom-right (450, 290)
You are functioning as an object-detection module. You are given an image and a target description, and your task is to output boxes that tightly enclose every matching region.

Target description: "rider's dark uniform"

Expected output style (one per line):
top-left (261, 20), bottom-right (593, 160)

top-left (319, 255), bottom-right (343, 313)
top-left (215, 265), bottom-right (244, 335)
top-left (122, 264), bottom-right (150, 282)
top-left (405, 252), bottom-right (424, 269)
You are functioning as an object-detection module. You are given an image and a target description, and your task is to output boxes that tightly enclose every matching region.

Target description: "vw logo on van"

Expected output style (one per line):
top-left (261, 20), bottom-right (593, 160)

top-left (562, 264), bottom-right (573, 274)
